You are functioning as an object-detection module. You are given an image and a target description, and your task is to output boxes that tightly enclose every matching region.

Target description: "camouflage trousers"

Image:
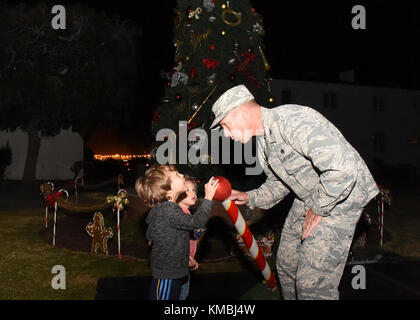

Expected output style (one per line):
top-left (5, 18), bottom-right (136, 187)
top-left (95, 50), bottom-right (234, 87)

top-left (276, 199), bottom-right (363, 300)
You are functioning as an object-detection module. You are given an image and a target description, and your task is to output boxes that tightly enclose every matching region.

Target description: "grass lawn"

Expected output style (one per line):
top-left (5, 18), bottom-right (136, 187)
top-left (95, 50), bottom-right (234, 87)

top-left (381, 186), bottom-right (420, 260)
top-left (0, 205), bottom-right (277, 299)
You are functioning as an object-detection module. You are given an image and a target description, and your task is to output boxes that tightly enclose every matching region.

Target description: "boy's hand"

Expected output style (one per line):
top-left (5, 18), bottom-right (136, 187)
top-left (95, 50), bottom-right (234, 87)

top-left (189, 256), bottom-right (199, 270)
top-left (204, 177), bottom-right (220, 200)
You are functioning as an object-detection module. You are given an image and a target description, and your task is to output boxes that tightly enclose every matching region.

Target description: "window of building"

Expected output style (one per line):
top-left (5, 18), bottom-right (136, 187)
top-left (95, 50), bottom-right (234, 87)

top-left (372, 132), bottom-right (385, 153)
top-left (373, 96), bottom-right (385, 112)
top-left (323, 92), bottom-right (337, 109)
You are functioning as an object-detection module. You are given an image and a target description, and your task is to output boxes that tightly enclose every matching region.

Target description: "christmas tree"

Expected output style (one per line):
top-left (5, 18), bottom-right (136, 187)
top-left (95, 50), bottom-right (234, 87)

top-left (150, 0), bottom-right (274, 184)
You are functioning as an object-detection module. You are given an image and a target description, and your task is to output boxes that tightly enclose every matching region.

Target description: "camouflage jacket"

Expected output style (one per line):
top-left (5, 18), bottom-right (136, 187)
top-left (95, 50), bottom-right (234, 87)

top-left (247, 105), bottom-right (379, 216)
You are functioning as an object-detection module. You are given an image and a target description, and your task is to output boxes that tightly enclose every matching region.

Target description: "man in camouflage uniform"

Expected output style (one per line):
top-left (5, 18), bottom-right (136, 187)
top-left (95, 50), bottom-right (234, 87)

top-left (210, 85), bottom-right (379, 300)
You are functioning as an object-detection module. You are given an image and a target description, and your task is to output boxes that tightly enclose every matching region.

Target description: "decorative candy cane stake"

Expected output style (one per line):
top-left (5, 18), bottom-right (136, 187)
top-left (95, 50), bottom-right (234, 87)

top-left (74, 177), bottom-right (83, 204)
top-left (117, 202), bottom-right (121, 259)
top-left (45, 205), bottom-right (48, 229)
top-left (41, 182), bottom-right (55, 229)
top-left (222, 197), bottom-right (277, 289)
top-left (53, 201), bottom-right (57, 246)
top-left (107, 189), bottom-right (129, 260)
top-left (52, 189), bottom-right (69, 247)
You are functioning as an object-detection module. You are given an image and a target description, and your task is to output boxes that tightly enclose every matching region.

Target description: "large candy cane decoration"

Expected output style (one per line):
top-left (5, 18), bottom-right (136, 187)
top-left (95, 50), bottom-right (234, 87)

top-left (222, 197), bottom-right (277, 289)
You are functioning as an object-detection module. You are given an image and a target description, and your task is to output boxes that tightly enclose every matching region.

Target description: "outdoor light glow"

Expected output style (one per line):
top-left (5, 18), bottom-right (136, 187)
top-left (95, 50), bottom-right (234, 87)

top-left (94, 154), bottom-right (151, 161)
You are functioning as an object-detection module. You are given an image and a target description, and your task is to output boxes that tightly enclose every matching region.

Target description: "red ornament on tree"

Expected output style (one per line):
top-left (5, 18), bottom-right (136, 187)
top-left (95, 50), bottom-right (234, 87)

top-left (210, 44), bottom-right (216, 50)
top-left (202, 58), bottom-right (220, 69)
top-left (190, 66), bottom-right (197, 79)
top-left (187, 119), bottom-right (200, 130)
top-left (152, 110), bottom-right (161, 122)
top-left (213, 176), bottom-right (232, 201)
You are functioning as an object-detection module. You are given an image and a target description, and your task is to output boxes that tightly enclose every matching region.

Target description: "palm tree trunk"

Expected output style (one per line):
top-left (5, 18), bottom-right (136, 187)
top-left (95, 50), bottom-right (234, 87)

top-left (22, 119), bottom-right (41, 186)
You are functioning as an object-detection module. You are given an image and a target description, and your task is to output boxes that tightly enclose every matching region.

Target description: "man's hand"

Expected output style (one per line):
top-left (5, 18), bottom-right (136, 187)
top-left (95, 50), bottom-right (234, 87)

top-left (230, 189), bottom-right (249, 205)
top-left (301, 208), bottom-right (322, 240)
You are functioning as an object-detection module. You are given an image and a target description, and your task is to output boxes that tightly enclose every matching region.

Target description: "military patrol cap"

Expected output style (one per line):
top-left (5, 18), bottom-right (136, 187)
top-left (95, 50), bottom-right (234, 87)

top-left (210, 85), bottom-right (255, 129)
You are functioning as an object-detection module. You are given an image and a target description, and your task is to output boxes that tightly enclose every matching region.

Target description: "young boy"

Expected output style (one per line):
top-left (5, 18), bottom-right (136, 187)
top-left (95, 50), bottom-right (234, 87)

top-left (135, 165), bottom-right (219, 300)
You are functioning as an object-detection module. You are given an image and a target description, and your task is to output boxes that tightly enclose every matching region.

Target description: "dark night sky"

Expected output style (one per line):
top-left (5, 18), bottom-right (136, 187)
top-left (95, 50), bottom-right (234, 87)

top-left (45, 0), bottom-right (420, 152)
top-left (64, 0), bottom-right (420, 90)
top-left (88, 0), bottom-right (420, 89)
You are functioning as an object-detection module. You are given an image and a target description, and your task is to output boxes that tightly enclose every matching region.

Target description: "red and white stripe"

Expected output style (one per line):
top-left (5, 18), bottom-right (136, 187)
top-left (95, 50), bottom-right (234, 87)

top-left (45, 205), bottom-right (48, 229)
top-left (222, 198), bottom-right (277, 289)
top-left (52, 189), bottom-right (68, 247)
top-left (53, 201), bottom-right (57, 246)
top-left (117, 203), bottom-right (121, 259)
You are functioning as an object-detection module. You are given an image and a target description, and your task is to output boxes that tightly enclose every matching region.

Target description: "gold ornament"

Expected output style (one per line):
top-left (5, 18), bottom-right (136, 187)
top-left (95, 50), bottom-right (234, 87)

top-left (258, 45), bottom-right (271, 71)
top-left (188, 7), bottom-right (203, 20)
top-left (221, 4), bottom-right (227, 9)
top-left (191, 28), bottom-right (212, 49)
top-left (269, 97), bottom-right (274, 103)
top-left (221, 9), bottom-right (242, 27)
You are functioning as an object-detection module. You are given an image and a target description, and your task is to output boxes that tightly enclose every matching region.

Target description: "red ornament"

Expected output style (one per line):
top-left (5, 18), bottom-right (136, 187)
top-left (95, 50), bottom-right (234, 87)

top-left (236, 51), bottom-right (256, 72)
top-left (202, 58), bottom-right (220, 69)
top-left (213, 176), bottom-right (232, 201)
top-left (210, 44), bottom-right (216, 50)
top-left (152, 110), bottom-right (161, 122)
top-left (187, 119), bottom-right (200, 131)
top-left (190, 66), bottom-right (197, 79)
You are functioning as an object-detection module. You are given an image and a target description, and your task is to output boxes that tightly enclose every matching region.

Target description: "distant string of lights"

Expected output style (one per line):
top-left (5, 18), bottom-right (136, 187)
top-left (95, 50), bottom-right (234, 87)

top-left (94, 154), bottom-right (151, 161)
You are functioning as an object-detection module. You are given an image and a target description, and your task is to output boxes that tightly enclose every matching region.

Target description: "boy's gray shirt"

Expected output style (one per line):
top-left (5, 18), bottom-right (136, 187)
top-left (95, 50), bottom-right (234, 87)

top-left (146, 199), bottom-right (212, 279)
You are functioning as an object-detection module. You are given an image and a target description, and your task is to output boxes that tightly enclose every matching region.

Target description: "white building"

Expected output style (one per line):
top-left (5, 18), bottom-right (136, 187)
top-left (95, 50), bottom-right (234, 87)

top-left (0, 128), bottom-right (83, 180)
top-left (270, 79), bottom-right (420, 170)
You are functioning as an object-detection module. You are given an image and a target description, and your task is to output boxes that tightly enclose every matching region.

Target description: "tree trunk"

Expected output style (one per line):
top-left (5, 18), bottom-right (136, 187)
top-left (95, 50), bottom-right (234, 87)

top-left (22, 119), bottom-right (41, 186)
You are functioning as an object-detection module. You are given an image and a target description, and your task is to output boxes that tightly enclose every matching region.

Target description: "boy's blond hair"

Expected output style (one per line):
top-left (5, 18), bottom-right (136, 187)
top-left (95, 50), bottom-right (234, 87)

top-left (135, 164), bottom-right (176, 207)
